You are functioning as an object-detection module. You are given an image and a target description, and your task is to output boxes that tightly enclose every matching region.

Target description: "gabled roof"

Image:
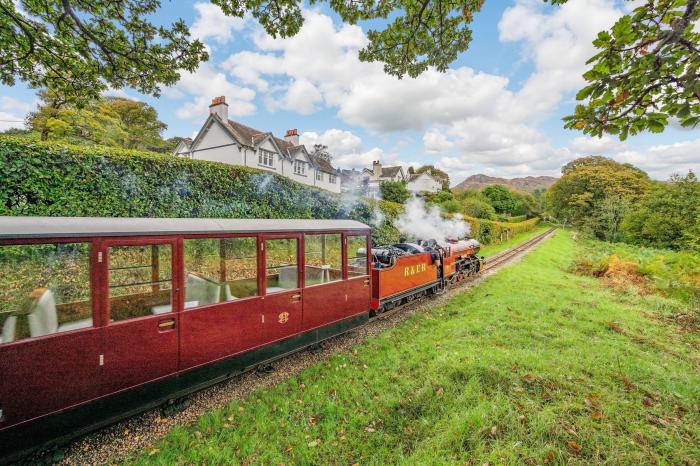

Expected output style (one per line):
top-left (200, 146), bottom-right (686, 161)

top-left (190, 115), bottom-right (340, 173)
top-left (381, 166), bottom-right (403, 178)
top-left (309, 154), bottom-right (338, 174)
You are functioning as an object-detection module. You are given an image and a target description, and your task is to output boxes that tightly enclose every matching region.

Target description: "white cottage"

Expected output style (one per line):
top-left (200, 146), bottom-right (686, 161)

top-left (361, 161), bottom-right (406, 199)
top-left (406, 172), bottom-right (442, 194)
top-left (175, 96), bottom-right (341, 193)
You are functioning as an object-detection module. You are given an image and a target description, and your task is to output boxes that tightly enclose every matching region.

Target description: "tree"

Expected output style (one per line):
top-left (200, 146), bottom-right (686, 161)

top-left (621, 171), bottom-right (700, 250)
top-left (548, 157), bottom-right (651, 240)
top-left (1, 1), bottom-right (208, 105)
top-left (26, 93), bottom-right (171, 150)
top-left (482, 185), bottom-right (518, 215)
top-left (563, 0), bottom-right (700, 139)
top-left (415, 165), bottom-right (450, 190)
top-left (380, 180), bottom-right (410, 204)
top-left (408, 166), bottom-right (416, 175)
top-left (461, 198), bottom-right (496, 219)
top-left (311, 144), bottom-right (332, 162)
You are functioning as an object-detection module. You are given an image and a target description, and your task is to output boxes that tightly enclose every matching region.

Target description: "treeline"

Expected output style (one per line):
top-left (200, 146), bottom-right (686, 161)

top-left (548, 156), bottom-right (699, 252)
top-left (427, 184), bottom-right (543, 221)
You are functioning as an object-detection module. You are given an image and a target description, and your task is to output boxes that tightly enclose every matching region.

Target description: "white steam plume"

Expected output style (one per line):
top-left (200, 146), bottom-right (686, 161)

top-left (395, 196), bottom-right (470, 245)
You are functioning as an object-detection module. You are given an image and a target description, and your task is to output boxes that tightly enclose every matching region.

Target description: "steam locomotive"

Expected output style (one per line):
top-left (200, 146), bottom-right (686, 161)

top-left (370, 238), bottom-right (482, 313)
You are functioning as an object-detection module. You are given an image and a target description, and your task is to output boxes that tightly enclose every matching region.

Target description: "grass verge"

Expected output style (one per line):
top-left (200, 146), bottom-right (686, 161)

top-left (130, 231), bottom-right (699, 465)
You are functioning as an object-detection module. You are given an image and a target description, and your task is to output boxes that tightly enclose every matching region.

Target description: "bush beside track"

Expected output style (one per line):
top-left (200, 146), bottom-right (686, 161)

top-left (0, 136), bottom-right (539, 245)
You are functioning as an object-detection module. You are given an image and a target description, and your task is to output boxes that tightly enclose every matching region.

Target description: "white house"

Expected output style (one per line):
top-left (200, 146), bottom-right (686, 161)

top-left (361, 161), bottom-right (406, 199)
top-left (175, 96), bottom-right (341, 193)
top-left (406, 172), bottom-right (442, 194)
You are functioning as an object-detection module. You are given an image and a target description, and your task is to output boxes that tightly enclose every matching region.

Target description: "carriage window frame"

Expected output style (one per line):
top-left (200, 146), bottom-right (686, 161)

top-left (107, 242), bottom-right (174, 322)
top-left (0, 238), bottom-right (95, 346)
top-left (304, 233), bottom-right (342, 288)
top-left (182, 235), bottom-right (259, 310)
top-left (346, 234), bottom-right (370, 278)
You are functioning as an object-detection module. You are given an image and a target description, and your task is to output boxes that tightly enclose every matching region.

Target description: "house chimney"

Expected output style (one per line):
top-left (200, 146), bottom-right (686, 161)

top-left (209, 96), bottom-right (228, 121)
top-left (373, 160), bottom-right (382, 177)
top-left (284, 128), bottom-right (299, 146)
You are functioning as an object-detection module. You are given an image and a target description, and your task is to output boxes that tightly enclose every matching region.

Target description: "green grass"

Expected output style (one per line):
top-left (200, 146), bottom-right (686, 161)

top-left (130, 231), bottom-right (700, 465)
top-left (479, 223), bottom-right (551, 258)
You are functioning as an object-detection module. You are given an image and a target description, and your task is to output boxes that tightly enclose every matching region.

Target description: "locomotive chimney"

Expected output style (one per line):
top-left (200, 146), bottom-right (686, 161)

top-left (284, 128), bottom-right (299, 146)
top-left (373, 160), bottom-right (382, 177)
top-left (209, 96), bottom-right (228, 121)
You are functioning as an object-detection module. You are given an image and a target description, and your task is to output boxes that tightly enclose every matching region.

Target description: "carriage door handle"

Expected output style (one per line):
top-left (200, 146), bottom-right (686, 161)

top-left (158, 318), bottom-right (176, 330)
top-left (291, 293), bottom-right (302, 302)
top-left (363, 279), bottom-right (370, 287)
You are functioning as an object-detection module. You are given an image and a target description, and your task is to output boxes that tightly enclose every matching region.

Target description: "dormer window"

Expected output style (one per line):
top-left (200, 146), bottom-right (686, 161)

top-left (259, 149), bottom-right (275, 168)
top-left (293, 160), bottom-right (306, 175)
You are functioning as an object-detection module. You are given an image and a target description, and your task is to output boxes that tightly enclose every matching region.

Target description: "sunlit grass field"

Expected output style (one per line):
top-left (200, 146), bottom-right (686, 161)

top-left (130, 230), bottom-right (699, 465)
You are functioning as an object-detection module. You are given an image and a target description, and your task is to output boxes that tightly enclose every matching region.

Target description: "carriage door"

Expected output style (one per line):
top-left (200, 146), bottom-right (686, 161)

top-left (261, 235), bottom-right (302, 344)
top-left (101, 239), bottom-right (180, 393)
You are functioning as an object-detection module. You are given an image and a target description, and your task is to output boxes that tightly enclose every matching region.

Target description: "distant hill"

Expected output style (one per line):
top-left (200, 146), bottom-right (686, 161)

top-left (452, 174), bottom-right (557, 193)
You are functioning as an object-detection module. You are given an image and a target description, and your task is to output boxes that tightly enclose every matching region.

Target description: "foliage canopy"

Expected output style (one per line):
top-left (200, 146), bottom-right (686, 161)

top-left (620, 171), bottom-right (700, 251)
top-left (25, 93), bottom-right (175, 152)
top-left (548, 156), bottom-right (652, 241)
top-left (2, 0), bottom-right (697, 139)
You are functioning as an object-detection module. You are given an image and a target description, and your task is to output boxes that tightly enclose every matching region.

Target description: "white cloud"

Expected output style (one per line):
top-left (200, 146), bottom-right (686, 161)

top-left (568, 136), bottom-right (626, 154)
top-left (499, 0), bottom-right (621, 118)
top-left (1, 96), bottom-right (32, 114)
top-left (0, 97), bottom-right (33, 131)
top-left (267, 79), bottom-right (322, 114)
top-left (191, 2), bottom-right (246, 45)
top-left (300, 128), bottom-right (403, 170)
top-left (167, 63), bottom-right (256, 120)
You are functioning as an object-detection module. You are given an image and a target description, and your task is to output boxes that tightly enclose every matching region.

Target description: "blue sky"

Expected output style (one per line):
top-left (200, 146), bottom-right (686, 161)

top-left (1, 0), bottom-right (698, 183)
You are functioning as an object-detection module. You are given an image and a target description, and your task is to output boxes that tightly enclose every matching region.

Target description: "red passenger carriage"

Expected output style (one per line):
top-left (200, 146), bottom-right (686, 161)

top-left (0, 217), bottom-right (371, 462)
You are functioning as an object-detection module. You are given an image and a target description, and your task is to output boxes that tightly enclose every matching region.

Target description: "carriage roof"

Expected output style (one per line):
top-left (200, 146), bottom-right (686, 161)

top-left (0, 217), bottom-right (370, 239)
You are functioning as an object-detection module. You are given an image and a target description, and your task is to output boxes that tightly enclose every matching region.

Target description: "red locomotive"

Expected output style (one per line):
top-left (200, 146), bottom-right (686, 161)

top-left (371, 238), bottom-right (482, 312)
top-left (0, 217), bottom-right (480, 462)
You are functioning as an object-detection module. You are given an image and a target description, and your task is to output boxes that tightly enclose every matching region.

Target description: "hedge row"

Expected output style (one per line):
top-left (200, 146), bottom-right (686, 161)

top-left (462, 216), bottom-right (540, 245)
top-left (0, 137), bottom-right (406, 244)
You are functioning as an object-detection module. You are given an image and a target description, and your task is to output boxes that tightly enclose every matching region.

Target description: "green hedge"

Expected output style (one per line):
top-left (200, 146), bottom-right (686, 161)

top-left (462, 216), bottom-right (540, 245)
top-left (0, 136), bottom-right (401, 243)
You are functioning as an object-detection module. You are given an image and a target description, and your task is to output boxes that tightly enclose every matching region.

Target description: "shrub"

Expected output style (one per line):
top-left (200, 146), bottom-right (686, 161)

top-left (461, 198), bottom-right (496, 219)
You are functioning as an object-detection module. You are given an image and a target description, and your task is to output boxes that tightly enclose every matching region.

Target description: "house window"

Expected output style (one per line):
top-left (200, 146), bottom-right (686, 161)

top-left (316, 172), bottom-right (323, 182)
top-left (329, 175), bottom-right (337, 184)
top-left (258, 149), bottom-right (275, 168)
top-left (293, 160), bottom-right (305, 175)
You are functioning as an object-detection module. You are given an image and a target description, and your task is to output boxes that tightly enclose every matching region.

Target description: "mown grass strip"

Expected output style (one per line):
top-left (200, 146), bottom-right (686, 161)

top-left (131, 231), bottom-right (700, 465)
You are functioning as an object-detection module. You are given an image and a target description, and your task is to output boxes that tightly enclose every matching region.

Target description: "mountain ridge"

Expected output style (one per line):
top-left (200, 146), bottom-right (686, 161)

top-left (452, 174), bottom-right (557, 193)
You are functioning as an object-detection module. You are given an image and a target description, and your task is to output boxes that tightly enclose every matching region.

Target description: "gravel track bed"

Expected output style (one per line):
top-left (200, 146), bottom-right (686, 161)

top-left (52, 231), bottom-right (554, 466)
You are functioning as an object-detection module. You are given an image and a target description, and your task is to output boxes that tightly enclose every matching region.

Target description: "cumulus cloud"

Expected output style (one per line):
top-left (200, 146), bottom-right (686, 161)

top-left (0, 97), bottom-right (33, 131)
top-left (300, 128), bottom-right (400, 170)
top-left (167, 63), bottom-right (256, 120)
top-left (191, 2), bottom-right (246, 45)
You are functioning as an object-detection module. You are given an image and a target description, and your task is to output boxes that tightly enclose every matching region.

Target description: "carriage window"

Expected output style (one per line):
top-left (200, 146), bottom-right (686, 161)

top-left (0, 243), bottom-right (92, 344)
top-left (347, 235), bottom-right (369, 277)
top-left (109, 244), bottom-right (172, 321)
top-left (305, 234), bottom-right (342, 286)
top-left (265, 238), bottom-right (298, 292)
top-left (184, 237), bottom-right (258, 308)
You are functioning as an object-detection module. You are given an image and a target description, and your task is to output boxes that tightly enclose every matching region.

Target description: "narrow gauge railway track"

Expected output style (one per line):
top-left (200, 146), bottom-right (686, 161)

top-left (54, 227), bottom-right (556, 466)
